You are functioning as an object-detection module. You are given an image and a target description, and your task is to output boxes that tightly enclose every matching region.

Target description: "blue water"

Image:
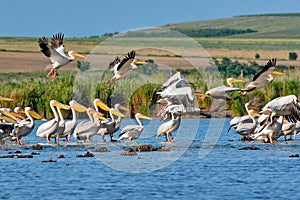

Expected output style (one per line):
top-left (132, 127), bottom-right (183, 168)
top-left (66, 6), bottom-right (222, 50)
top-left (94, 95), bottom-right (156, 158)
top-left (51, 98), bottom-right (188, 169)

top-left (1, 118), bottom-right (300, 199)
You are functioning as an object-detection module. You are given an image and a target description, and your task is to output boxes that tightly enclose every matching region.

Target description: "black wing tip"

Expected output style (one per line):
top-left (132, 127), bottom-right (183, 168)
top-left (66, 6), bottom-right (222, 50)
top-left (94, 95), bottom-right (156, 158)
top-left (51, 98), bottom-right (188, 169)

top-left (265, 58), bottom-right (276, 67)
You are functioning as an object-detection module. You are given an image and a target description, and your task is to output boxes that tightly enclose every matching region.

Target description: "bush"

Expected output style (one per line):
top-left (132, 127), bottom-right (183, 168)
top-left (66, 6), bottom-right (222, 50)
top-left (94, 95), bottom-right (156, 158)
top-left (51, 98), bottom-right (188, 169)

top-left (289, 52), bottom-right (298, 60)
top-left (255, 53), bottom-right (260, 59)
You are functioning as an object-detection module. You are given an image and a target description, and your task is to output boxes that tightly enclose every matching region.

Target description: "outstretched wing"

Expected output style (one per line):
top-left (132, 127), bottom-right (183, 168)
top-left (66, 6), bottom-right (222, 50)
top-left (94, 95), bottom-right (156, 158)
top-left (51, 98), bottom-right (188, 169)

top-left (263, 94), bottom-right (300, 122)
top-left (108, 56), bottom-right (121, 72)
top-left (116, 50), bottom-right (135, 74)
top-left (51, 33), bottom-right (65, 55)
top-left (38, 37), bottom-right (51, 57)
top-left (252, 58), bottom-right (276, 81)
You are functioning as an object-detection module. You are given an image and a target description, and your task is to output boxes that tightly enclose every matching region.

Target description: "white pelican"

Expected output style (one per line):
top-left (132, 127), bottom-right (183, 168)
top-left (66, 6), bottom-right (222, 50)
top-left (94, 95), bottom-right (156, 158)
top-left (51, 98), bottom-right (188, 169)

top-left (227, 102), bottom-right (260, 140)
top-left (118, 113), bottom-right (152, 141)
top-left (254, 110), bottom-right (284, 143)
top-left (197, 77), bottom-right (245, 101)
top-left (280, 120), bottom-right (296, 141)
top-left (97, 104), bottom-right (128, 142)
top-left (157, 106), bottom-right (182, 142)
top-left (156, 80), bottom-right (195, 104)
top-left (0, 113), bottom-right (17, 145)
top-left (259, 95), bottom-right (300, 123)
top-left (93, 98), bottom-right (111, 113)
top-left (11, 107), bottom-right (44, 145)
top-left (38, 33), bottom-right (85, 81)
top-left (0, 96), bottom-right (13, 102)
top-left (73, 108), bottom-right (108, 142)
top-left (36, 100), bottom-right (70, 143)
top-left (254, 95), bottom-right (300, 143)
top-left (50, 103), bottom-right (71, 142)
top-left (59, 100), bottom-right (87, 142)
top-left (106, 50), bottom-right (148, 86)
top-left (242, 58), bottom-right (285, 92)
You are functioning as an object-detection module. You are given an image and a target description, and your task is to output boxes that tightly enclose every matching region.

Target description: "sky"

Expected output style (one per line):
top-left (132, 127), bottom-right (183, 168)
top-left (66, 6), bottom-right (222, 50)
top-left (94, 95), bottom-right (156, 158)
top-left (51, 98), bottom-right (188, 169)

top-left (1, 0), bottom-right (299, 37)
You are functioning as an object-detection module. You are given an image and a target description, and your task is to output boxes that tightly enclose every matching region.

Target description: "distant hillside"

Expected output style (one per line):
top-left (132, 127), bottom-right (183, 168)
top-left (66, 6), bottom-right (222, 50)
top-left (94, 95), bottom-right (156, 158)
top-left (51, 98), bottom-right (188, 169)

top-left (163, 13), bottom-right (300, 38)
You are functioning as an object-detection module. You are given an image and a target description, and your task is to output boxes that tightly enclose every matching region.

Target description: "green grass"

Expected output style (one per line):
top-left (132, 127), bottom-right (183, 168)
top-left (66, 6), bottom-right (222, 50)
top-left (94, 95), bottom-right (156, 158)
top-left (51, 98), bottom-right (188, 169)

top-left (163, 15), bottom-right (300, 38)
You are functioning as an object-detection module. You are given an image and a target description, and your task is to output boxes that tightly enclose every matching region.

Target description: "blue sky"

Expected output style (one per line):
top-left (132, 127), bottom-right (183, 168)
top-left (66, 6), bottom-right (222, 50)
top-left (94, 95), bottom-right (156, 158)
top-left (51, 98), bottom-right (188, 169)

top-left (1, 0), bottom-right (299, 37)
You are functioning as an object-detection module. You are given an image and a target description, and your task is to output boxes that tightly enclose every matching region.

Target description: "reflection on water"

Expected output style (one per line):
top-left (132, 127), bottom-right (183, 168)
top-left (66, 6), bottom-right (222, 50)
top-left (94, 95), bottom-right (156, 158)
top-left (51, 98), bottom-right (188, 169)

top-left (0, 118), bottom-right (300, 199)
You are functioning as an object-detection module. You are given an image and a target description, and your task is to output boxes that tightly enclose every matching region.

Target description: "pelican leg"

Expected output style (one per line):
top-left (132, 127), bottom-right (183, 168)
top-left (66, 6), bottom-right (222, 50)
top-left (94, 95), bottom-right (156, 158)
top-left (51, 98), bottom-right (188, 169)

top-left (52, 69), bottom-right (58, 81)
top-left (67, 134), bottom-right (71, 143)
top-left (47, 68), bottom-right (54, 78)
top-left (294, 131), bottom-right (297, 140)
top-left (102, 135), bottom-right (107, 142)
top-left (47, 136), bottom-right (51, 144)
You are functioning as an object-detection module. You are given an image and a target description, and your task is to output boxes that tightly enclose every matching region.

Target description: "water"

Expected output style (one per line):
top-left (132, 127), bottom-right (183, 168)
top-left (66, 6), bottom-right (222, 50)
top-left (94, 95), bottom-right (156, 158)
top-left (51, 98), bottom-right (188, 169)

top-left (1, 118), bottom-right (300, 199)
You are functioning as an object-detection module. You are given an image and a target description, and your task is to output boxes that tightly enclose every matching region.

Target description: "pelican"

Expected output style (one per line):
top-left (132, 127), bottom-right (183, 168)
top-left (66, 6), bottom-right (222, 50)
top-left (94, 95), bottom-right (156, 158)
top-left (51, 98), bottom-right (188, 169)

top-left (280, 120), bottom-right (296, 141)
top-left (118, 113), bottom-right (152, 141)
top-left (93, 98), bottom-right (111, 113)
top-left (11, 107), bottom-right (44, 145)
top-left (156, 80), bottom-right (195, 104)
top-left (97, 104), bottom-right (128, 142)
top-left (73, 108), bottom-right (108, 142)
top-left (50, 103), bottom-right (71, 142)
top-left (157, 106), bottom-right (182, 142)
top-left (0, 113), bottom-right (17, 145)
top-left (0, 96), bottom-right (13, 102)
top-left (36, 100), bottom-right (70, 143)
top-left (38, 33), bottom-right (85, 81)
top-left (197, 77), bottom-right (245, 101)
top-left (106, 50), bottom-right (148, 86)
top-left (254, 110), bottom-right (284, 143)
top-left (242, 58), bottom-right (285, 92)
top-left (227, 102), bottom-right (260, 140)
top-left (59, 100), bottom-right (87, 142)
top-left (259, 95), bottom-right (300, 123)
top-left (253, 95), bottom-right (300, 143)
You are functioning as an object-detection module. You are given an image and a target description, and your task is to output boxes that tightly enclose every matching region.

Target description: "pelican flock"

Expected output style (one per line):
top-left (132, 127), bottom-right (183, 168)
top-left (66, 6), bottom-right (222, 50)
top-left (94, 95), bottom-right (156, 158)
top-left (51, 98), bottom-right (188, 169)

top-left (0, 31), bottom-right (298, 148)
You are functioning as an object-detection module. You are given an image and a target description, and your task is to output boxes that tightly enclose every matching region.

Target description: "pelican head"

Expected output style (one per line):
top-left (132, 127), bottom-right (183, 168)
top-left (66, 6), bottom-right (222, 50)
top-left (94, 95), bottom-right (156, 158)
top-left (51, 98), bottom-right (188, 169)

top-left (136, 113), bottom-right (152, 120)
top-left (69, 100), bottom-right (87, 112)
top-left (271, 71), bottom-right (285, 76)
top-left (227, 78), bottom-right (246, 88)
top-left (110, 108), bottom-right (125, 118)
top-left (51, 100), bottom-right (71, 110)
top-left (0, 96), bottom-right (13, 101)
top-left (25, 107), bottom-right (45, 120)
top-left (68, 51), bottom-right (86, 60)
top-left (115, 104), bottom-right (129, 112)
top-left (94, 112), bottom-right (109, 122)
top-left (0, 108), bottom-right (18, 121)
top-left (93, 99), bottom-right (110, 112)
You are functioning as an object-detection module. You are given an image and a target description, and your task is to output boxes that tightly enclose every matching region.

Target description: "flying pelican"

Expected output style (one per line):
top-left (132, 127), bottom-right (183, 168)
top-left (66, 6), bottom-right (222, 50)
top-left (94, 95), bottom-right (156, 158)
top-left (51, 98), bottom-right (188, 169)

top-left (11, 107), bottom-right (44, 145)
top-left (196, 77), bottom-right (245, 101)
top-left (227, 102), bottom-right (260, 140)
top-left (106, 50), bottom-right (148, 86)
top-left (157, 106), bottom-right (182, 142)
top-left (242, 58), bottom-right (285, 92)
top-left (118, 113), bottom-right (152, 141)
top-left (36, 100), bottom-right (70, 143)
top-left (97, 104), bottom-right (128, 142)
top-left (38, 33), bottom-right (85, 81)
top-left (73, 108), bottom-right (108, 142)
top-left (59, 100), bottom-right (87, 142)
top-left (156, 80), bottom-right (195, 104)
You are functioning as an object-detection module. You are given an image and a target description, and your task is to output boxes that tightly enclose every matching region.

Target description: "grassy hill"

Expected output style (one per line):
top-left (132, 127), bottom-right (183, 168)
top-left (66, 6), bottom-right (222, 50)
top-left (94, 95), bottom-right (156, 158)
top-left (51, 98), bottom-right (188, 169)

top-left (163, 13), bottom-right (300, 38)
